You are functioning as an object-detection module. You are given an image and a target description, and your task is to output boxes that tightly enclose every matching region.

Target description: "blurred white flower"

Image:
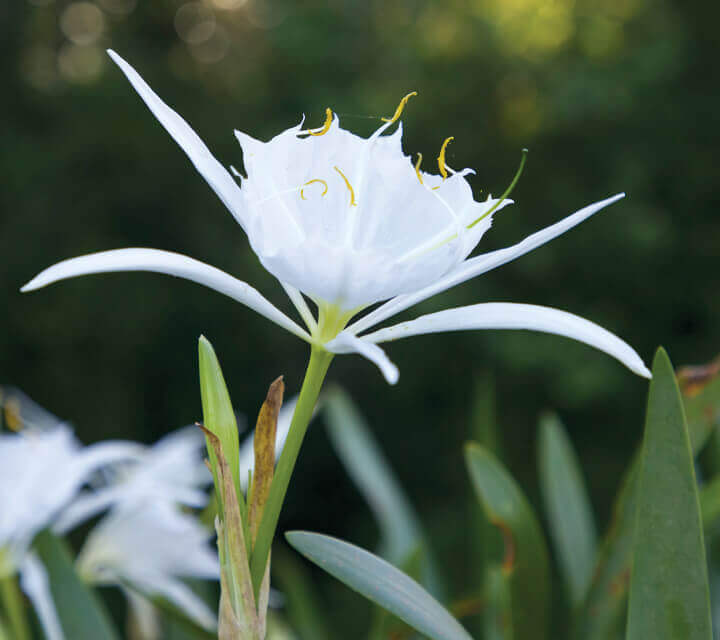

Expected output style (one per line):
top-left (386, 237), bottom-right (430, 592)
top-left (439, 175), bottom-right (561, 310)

top-left (0, 387), bottom-right (139, 640)
top-left (77, 501), bottom-right (220, 631)
top-left (22, 51), bottom-right (650, 383)
top-left (0, 390), bottom-right (139, 572)
top-left (55, 426), bottom-right (212, 533)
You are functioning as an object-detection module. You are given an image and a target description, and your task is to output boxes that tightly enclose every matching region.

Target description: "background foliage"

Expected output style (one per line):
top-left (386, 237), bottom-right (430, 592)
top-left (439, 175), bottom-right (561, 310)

top-left (1, 0), bottom-right (718, 635)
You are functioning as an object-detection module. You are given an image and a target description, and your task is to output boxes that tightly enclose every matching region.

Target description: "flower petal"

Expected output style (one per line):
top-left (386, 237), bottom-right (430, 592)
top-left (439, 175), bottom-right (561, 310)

top-left (362, 302), bottom-right (651, 378)
top-left (348, 193), bottom-right (626, 334)
top-left (107, 50), bottom-right (246, 227)
top-left (20, 554), bottom-right (65, 640)
top-left (21, 248), bottom-right (311, 341)
top-left (325, 332), bottom-right (399, 385)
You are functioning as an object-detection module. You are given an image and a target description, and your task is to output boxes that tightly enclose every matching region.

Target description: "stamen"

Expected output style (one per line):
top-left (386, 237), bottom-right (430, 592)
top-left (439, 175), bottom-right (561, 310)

top-left (334, 166), bottom-right (357, 206)
top-left (300, 178), bottom-right (329, 200)
top-left (468, 148), bottom-right (528, 229)
top-left (4, 399), bottom-right (22, 432)
top-left (437, 136), bottom-right (454, 180)
top-left (308, 108), bottom-right (333, 136)
top-left (414, 153), bottom-right (424, 184)
top-left (381, 91), bottom-right (418, 124)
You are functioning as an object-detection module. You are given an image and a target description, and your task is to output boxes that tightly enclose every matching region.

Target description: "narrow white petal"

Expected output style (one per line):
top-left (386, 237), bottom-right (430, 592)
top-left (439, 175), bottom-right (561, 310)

top-left (363, 302), bottom-right (650, 378)
top-left (21, 249), bottom-right (311, 341)
top-left (107, 50), bottom-right (246, 227)
top-left (325, 332), bottom-right (399, 385)
top-left (348, 194), bottom-right (626, 334)
top-left (280, 281), bottom-right (318, 332)
top-left (20, 554), bottom-right (65, 640)
top-left (53, 488), bottom-right (125, 534)
top-left (145, 578), bottom-right (218, 631)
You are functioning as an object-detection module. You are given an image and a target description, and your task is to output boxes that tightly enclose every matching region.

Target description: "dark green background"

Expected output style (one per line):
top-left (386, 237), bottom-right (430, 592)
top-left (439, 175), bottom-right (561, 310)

top-left (1, 0), bottom-right (718, 632)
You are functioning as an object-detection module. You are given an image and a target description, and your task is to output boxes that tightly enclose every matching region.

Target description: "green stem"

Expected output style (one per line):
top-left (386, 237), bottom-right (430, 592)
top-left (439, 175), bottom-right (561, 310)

top-left (0, 573), bottom-right (30, 640)
top-left (249, 346), bottom-right (333, 596)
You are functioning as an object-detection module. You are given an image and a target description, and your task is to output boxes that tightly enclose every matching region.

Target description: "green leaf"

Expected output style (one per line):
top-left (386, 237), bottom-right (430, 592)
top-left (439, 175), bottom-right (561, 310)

top-left (700, 475), bottom-right (720, 533)
top-left (465, 443), bottom-right (550, 640)
top-left (323, 387), bottom-right (422, 565)
top-left (573, 462), bottom-right (636, 640)
top-left (33, 530), bottom-right (120, 640)
top-left (538, 413), bottom-right (597, 606)
top-left (272, 546), bottom-right (331, 640)
top-left (483, 566), bottom-right (513, 640)
top-left (467, 374), bottom-right (504, 638)
top-left (198, 336), bottom-right (242, 511)
top-left (682, 370), bottom-right (720, 454)
top-left (576, 356), bottom-right (714, 640)
top-left (626, 348), bottom-right (712, 639)
top-left (285, 531), bottom-right (473, 640)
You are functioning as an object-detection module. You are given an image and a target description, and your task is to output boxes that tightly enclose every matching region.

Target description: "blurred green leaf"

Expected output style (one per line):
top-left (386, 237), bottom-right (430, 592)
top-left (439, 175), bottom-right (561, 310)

top-left (272, 546), bottom-right (331, 640)
top-left (538, 412), bottom-right (597, 606)
top-left (700, 475), bottom-right (720, 532)
top-left (323, 386), bottom-right (421, 564)
top-left (285, 531), bottom-right (473, 640)
top-left (683, 373), bottom-right (720, 454)
top-left (33, 530), bottom-right (120, 640)
top-left (468, 374), bottom-right (504, 637)
top-left (483, 566), bottom-right (513, 640)
top-left (323, 386), bottom-right (442, 596)
top-left (626, 348), bottom-right (712, 639)
top-left (465, 443), bottom-right (550, 640)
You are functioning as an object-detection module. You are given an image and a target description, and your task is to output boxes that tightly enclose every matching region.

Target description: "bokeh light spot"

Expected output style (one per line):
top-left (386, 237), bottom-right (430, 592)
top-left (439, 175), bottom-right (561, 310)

top-left (210, 0), bottom-right (248, 10)
top-left (175, 2), bottom-right (216, 44)
top-left (96, 0), bottom-right (137, 16)
top-left (58, 43), bottom-right (104, 83)
top-left (189, 24), bottom-right (230, 63)
top-left (60, 2), bottom-right (105, 46)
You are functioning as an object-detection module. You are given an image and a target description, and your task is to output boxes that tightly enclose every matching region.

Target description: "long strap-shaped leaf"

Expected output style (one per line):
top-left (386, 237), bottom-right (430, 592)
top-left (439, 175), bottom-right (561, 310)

top-left (626, 348), bottom-right (712, 639)
top-left (33, 530), bottom-right (120, 640)
top-left (576, 357), bottom-right (720, 640)
top-left (538, 413), bottom-right (598, 607)
top-left (465, 444), bottom-right (550, 640)
top-left (285, 531), bottom-right (473, 640)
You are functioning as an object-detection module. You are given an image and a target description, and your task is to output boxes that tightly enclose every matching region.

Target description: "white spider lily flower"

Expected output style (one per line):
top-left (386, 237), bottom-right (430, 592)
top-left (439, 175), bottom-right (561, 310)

top-left (77, 501), bottom-right (220, 632)
top-left (21, 51), bottom-right (650, 383)
top-left (0, 388), bottom-right (140, 640)
top-left (55, 426), bottom-right (212, 534)
top-left (0, 403), bottom-right (140, 572)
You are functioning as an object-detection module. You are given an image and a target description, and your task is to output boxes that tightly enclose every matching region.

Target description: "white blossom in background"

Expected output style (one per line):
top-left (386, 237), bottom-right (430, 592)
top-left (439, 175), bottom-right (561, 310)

top-left (22, 51), bottom-right (651, 383)
top-left (0, 387), bottom-right (140, 640)
top-left (77, 501), bottom-right (220, 632)
top-left (55, 426), bottom-right (212, 534)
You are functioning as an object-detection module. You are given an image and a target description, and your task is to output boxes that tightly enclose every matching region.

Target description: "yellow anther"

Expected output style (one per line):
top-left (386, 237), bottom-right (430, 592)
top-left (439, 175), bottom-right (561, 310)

top-left (414, 153), bottom-right (424, 185)
top-left (4, 399), bottom-right (22, 432)
top-left (308, 108), bottom-right (333, 136)
top-left (381, 91), bottom-right (418, 124)
top-left (334, 166), bottom-right (357, 206)
top-left (437, 136), bottom-right (454, 180)
top-left (300, 178), bottom-right (329, 200)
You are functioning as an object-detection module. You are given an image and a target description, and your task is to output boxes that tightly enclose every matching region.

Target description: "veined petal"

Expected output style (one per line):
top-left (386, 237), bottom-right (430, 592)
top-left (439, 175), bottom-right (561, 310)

top-left (21, 248), bottom-right (311, 342)
top-left (107, 50), bottom-right (246, 228)
top-left (20, 554), bottom-right (65, 640)
top-left (348, 194), bottom-right (626, 334)
top-left (325, 332), bottom-right (399, 385)
top-left (362, 302), bottom-right (651, 378)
